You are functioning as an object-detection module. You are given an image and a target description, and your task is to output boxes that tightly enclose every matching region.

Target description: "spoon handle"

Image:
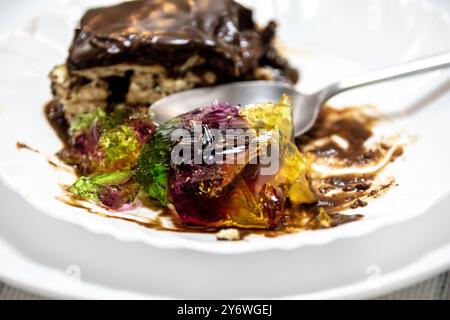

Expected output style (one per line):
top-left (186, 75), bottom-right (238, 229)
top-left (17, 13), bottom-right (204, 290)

top-left (324, 51), bottom-right (450, 100)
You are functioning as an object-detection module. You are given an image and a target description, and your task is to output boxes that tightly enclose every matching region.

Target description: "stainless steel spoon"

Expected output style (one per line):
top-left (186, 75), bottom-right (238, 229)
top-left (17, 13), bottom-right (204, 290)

top-left (151, 51), bottom-right (450, 136)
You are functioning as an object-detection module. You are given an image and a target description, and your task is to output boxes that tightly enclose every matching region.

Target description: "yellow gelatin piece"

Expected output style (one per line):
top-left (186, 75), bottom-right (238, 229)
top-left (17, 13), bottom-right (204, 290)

top-left (240, 94), bottom-right (294, 143)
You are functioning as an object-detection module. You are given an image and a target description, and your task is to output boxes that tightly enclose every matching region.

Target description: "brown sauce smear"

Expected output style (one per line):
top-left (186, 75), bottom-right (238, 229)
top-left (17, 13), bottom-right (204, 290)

top-left (297, 107), bottom-right (402, 211)
top-left (297, 107), bottom-right (381, 165)
top-left (16, 142), bottom-right (39, 153)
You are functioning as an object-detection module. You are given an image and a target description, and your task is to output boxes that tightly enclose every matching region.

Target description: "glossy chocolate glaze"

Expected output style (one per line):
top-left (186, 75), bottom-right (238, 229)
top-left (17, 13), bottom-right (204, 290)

top-left (68, 0), bottom-right (298, 82)
top-left (44, 100), bottom-right (70, 145)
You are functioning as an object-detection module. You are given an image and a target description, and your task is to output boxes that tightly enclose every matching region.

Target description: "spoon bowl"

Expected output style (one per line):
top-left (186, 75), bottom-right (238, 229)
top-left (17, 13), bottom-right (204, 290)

top-left (150, 81), bottom-right (321, 136)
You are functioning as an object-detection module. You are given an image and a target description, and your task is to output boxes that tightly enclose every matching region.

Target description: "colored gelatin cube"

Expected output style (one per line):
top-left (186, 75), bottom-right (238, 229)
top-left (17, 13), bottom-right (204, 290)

top-left (138, 95), bottom-right (316, 229)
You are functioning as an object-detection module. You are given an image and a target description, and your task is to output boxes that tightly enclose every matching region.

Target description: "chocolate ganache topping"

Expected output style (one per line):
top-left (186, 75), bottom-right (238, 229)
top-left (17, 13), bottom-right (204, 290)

top-left (68, 0), bottom-right (298, 82)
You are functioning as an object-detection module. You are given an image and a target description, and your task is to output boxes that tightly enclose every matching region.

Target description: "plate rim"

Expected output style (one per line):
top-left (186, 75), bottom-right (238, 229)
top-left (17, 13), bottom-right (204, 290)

top-left (0, 193), bottom-right (449, 299)
top-left (2, 170), bottom-right (450, 254)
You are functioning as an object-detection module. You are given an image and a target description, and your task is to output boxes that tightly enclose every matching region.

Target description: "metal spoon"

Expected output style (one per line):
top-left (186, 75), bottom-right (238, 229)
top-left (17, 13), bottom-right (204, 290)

top-left (151, 51), bottom-right (450, 137)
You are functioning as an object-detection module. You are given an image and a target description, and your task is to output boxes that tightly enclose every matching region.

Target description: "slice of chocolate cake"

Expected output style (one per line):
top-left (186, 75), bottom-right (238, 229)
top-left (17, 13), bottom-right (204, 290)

top-left (49, 0), bottom-right (298, 120)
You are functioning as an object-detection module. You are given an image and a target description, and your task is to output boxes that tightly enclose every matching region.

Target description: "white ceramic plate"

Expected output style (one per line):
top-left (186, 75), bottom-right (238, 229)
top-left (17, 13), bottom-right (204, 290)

top-left (1, 179), bottom-right (450, 299)
top-left (1, 0), bottom-right (450, 254)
